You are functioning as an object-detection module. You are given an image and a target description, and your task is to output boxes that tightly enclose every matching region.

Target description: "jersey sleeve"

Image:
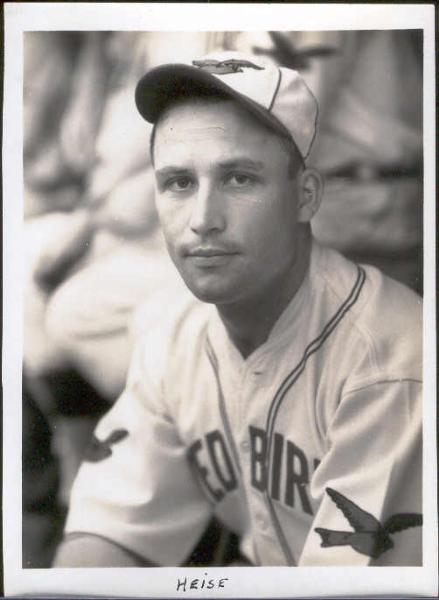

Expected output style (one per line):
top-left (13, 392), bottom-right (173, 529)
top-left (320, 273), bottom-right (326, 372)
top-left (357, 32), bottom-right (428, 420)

top-left (299, 378), bottom-right (422, 566)
top-left (63, 337), bottom-right (213, 566)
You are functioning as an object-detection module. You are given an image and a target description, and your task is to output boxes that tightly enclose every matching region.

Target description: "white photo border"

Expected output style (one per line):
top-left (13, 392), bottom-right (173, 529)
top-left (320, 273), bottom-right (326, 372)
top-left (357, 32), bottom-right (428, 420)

top-left (3, 2), bottom-right (437, 597)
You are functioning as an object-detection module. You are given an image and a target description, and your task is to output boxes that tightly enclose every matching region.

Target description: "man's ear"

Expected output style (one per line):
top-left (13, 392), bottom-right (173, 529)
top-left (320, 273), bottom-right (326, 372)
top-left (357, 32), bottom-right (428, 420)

top-left (297, 167), bottom-right (323, 223)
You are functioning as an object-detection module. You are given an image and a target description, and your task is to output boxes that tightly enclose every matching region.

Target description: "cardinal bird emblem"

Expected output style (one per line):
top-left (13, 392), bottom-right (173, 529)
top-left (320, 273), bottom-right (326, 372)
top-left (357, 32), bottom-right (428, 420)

top-left (192, 59), bottom-right (264, 74)
top-left (83, 429), bottom-right (128, 463)
top-left (315, 487), bottom-right (422, 559)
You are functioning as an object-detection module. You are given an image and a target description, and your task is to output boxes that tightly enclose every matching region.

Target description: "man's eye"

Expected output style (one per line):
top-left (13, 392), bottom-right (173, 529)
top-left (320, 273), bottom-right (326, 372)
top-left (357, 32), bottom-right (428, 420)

top-left (225, 173), bottom-right (254, 187)
top-left (167, 176), bottom-right (193, 191)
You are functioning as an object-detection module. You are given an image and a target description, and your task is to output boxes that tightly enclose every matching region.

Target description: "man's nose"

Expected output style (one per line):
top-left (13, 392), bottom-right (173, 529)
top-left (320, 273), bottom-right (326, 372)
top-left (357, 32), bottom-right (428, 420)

top-left (189, 182), bottom-right (226, 235)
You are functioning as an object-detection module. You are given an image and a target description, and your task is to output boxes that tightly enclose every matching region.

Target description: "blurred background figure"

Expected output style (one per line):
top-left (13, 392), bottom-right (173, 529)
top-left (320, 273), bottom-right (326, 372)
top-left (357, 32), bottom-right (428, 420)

top-left (22, 30), bottom-right (423, 568)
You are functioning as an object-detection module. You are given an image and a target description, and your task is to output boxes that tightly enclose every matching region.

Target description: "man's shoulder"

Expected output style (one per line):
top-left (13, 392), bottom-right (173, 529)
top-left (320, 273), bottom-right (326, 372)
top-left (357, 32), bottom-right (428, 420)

top-left (361, 263), bottom-right (422, 373)
top-left (315, 242), bottom-right (421, 311)
top-left (315, 242), bottom-right (421, 322)
top-left (314, 243), bottom-right (422, 380)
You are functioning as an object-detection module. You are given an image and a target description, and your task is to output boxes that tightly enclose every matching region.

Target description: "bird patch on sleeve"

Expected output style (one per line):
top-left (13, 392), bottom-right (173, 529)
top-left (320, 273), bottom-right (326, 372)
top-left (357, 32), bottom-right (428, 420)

top-left (83, 429), bottom-right (129, 463)
top-left (314, 487), bottom-right (422, 559)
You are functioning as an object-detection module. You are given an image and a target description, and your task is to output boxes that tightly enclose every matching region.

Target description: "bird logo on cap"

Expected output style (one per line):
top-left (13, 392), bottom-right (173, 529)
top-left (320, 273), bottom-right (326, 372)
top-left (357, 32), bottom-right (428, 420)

top-left (315, 487), bottom-right (422, 559)
top-left (192, 58), bottom-right (264, 74)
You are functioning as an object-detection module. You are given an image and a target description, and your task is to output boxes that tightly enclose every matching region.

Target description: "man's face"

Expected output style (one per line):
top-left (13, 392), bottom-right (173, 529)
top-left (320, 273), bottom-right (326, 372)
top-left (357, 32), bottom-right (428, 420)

top-left (153, 98), bottom-right (304, 306)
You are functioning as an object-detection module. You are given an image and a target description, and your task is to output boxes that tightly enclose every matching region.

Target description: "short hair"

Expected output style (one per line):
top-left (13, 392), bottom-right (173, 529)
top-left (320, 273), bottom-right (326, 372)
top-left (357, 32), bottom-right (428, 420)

top-left (149, 95), bottom-right (305, 179)
top-left (277, 135), bottom-right (306, 179)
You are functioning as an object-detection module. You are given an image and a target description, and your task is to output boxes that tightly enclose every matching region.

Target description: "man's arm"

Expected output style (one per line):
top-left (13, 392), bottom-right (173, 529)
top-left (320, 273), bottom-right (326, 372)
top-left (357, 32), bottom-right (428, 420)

top-left (300, 378), bottom-right (422, 566)
top-left (53, 534), bottom-right (155, 567)
top-left (53, 335), bottom-right (212, 568)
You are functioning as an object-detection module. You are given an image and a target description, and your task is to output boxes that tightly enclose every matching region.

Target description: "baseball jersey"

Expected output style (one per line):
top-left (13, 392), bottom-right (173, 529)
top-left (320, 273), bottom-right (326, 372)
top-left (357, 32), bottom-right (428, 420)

top-left (64, 240), bottom-right (423, 566)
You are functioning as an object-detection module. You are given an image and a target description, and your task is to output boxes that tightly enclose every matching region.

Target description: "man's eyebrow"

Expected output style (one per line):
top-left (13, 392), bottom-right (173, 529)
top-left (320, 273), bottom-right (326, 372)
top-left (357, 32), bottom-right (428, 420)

top-left (218, 159), bottom-right (265, 171)
top-left (155, 159), bottom-right (265, 178)
top-left (155, 166), bottom-right (191, 178)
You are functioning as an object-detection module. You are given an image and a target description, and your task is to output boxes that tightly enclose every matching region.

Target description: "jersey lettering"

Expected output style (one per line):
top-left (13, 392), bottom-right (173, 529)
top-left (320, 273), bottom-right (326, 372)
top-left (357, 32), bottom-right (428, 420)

top-left (270, 432), bottom-right (284, 501)
top-left (249, 425), bottom-right (267, 491)
top-left (188, 430), bottom-right (237, 502)
top-left (188, 438), bottom-right (224, 502)
top-left (206, 430), bottom-right (237, 492)
top-left (189, 426), bottom-right (318, 514)
top-left (285, 440), bottom-right (313, 514)
top-left (249, 425), bottom-right (315, 516)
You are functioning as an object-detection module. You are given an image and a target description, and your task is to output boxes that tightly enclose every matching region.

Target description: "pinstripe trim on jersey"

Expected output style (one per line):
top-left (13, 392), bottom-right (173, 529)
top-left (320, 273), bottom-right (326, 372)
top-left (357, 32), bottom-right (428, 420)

top-left (205, 335), bottom-right (243, 476)
top-left (264, 265), bottom-right (366, 566)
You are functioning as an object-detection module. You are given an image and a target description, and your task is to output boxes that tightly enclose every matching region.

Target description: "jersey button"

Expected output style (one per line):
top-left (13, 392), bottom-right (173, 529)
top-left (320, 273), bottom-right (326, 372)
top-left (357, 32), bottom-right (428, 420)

top-left (241, 439), bottom-right (250, 452)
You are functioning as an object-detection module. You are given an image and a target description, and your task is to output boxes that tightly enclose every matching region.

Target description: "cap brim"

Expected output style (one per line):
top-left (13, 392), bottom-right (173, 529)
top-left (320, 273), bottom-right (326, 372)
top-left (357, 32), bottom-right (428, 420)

top-left (135, 63), bottom-right (292, 141)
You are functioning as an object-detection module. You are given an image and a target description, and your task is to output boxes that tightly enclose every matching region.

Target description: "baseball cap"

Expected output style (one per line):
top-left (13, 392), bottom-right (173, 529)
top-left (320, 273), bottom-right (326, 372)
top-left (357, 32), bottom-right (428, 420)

top-left (135, 51), bottom-right (318, 159)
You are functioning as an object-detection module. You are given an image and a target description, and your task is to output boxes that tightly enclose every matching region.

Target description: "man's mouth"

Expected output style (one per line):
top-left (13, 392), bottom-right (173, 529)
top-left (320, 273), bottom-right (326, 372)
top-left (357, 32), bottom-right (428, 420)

top-left (188, 247), bottom-right (236, 257)
top-left (186, 247), bottom-right (239, 267)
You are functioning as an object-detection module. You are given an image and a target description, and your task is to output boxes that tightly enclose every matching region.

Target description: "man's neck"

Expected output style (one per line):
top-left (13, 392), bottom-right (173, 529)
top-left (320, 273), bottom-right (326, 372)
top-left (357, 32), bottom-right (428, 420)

top-left (217, 233), bottom-right (312, 359)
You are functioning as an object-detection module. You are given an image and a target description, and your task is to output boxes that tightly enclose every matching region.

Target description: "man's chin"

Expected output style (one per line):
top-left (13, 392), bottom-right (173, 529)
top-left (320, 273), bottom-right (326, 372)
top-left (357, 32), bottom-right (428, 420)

top-left (185, 279), bottom-right (238, 305)
top-left (189, 287), bottom-right (231, 305)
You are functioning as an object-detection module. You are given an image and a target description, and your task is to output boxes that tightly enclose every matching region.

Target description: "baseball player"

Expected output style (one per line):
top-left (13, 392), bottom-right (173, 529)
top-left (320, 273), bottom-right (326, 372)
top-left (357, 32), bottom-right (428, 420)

top-left (54, 51), bottom-right (422, 567)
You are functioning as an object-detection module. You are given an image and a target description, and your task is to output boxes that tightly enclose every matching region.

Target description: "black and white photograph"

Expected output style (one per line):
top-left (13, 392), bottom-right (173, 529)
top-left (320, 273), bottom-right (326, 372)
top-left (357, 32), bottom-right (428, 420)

top-left (3, 3), bottom-right (437, 598)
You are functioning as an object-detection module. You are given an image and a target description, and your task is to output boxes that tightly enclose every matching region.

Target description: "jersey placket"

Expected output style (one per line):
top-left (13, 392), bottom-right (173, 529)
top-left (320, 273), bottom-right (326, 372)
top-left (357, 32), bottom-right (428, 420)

top-left (206, 303), bottom-right (314, 565)
top-left (206, 321), bottom-right (283, 564)
top-left (239, 349), bottom-right (288, 565)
